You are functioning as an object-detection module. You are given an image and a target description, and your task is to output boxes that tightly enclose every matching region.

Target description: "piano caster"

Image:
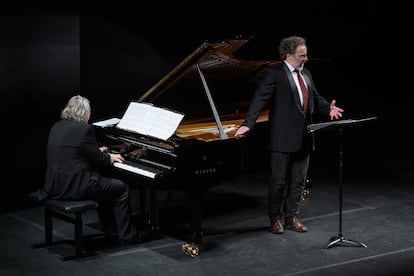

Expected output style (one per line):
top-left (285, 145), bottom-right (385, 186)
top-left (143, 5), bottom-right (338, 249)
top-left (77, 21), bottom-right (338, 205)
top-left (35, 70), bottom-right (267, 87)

top-left (301, 188), bottom-right (310, 200)
top-left (182, 232), bottom-right (202, 257)
top-left (182, 242), bottom-right (199, 257)
top-left (301, 178), bottom-right (312, 200)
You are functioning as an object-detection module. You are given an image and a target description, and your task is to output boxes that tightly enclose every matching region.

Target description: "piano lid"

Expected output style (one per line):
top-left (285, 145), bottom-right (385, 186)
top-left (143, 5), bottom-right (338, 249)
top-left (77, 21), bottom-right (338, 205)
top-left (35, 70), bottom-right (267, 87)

top-left (137, 38), bottom-right (280, 141)
top-left (138, 38), bottom-right (279, 119)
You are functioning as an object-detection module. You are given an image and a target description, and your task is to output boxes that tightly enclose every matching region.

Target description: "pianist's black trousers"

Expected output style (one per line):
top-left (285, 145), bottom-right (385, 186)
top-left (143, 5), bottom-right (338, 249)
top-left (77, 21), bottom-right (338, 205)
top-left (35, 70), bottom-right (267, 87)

top-left (85, 176), bottom-right (137, 241)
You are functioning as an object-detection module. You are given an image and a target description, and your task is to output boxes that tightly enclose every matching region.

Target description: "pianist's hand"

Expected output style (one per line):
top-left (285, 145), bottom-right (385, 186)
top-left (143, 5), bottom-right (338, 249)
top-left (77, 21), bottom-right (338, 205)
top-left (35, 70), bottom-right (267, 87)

top-left (126, 148), bottom-right (145, 160)
top-left (235, 126), bottom-right (250, 138)
top-left (110, 153), bottom-right (124, 164)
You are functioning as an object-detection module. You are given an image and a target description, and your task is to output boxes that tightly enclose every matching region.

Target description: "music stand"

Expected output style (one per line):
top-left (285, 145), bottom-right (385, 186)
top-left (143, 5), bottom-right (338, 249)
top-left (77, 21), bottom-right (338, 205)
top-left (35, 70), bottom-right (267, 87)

top-left (307, 117), bottom-right (376, 249)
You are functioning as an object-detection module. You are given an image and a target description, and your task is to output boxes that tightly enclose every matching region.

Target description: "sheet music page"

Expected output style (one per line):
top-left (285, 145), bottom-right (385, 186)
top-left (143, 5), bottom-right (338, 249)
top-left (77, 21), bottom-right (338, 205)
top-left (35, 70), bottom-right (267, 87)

top-left (92, 118), bottom-right (121, 128)
top-left (116, 102), bottom-right (184, 140)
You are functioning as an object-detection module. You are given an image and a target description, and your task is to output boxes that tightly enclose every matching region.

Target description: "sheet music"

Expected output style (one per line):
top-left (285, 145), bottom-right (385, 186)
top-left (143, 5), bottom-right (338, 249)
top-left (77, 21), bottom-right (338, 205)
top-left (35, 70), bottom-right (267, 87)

top-left (92, 118), bottom-right (121, 128)
top-left (116, 102), bottom-right (184, 140)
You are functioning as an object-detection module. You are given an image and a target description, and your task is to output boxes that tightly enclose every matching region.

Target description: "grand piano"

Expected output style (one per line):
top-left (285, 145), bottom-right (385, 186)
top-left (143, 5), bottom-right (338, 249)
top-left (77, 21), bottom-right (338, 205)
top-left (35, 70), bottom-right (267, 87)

top-left (95, 38), bottom-right (280, 256)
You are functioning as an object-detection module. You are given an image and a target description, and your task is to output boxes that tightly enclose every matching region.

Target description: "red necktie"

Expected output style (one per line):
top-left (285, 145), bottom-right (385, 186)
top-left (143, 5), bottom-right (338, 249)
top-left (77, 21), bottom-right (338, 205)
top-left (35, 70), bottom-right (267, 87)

top-left (295, 69), bottom-right (308, 116)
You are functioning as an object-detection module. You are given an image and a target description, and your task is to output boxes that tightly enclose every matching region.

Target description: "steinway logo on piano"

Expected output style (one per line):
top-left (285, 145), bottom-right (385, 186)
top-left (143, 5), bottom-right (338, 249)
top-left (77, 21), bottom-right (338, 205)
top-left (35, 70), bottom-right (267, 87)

top-left (194, 168), bottom-right (216, 175)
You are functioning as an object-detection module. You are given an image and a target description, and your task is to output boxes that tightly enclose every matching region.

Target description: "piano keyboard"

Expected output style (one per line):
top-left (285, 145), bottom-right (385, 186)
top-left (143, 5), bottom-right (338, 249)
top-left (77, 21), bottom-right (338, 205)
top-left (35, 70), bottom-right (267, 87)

top-left (113, 160), bottom-right (164, 179)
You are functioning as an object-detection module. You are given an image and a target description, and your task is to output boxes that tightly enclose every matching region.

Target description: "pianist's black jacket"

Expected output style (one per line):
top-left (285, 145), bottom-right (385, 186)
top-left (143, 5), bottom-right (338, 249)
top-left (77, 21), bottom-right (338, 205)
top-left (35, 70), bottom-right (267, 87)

top-left (43, 119), bottom-right (112, 200)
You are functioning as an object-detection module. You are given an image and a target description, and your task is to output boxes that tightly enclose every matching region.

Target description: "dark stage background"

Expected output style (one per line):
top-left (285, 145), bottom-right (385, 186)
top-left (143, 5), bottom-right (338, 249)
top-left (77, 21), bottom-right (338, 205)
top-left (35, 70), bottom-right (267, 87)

top-left (0, 6), bottom-right (409, 211)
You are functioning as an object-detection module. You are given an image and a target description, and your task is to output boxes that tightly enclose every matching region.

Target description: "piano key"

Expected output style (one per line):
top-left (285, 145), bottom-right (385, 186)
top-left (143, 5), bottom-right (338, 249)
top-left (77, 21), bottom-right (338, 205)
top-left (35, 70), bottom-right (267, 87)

top-left (113, 160), bottom-right (163, 179)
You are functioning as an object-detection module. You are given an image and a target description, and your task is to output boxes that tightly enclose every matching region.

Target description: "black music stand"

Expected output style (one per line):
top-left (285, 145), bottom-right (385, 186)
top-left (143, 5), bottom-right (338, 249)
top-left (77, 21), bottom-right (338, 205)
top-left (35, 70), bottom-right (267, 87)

top-left (307, 117), bottom-right (376, 249)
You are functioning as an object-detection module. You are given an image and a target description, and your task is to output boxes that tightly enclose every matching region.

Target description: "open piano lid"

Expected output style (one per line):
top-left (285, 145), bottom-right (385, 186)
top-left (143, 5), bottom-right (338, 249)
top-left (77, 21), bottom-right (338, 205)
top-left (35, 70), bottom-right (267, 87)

top-left (137, 38), bottom-right (280, 141)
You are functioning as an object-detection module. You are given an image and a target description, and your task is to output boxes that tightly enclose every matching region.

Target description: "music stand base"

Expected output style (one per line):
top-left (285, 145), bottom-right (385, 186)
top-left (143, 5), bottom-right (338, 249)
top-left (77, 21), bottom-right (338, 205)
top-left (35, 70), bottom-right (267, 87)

top-left (323, 234), bottom-right (367, 249)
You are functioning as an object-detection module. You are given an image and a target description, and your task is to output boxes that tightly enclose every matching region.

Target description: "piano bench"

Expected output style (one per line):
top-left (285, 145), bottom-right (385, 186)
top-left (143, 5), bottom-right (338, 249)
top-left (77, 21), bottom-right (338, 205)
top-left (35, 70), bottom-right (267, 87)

top-left (28, 192), bottom-right (99, 261)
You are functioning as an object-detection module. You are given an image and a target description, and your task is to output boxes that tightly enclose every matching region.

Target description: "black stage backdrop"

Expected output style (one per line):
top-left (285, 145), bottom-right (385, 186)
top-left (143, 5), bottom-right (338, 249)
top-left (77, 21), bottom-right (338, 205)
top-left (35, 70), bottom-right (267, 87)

top-left (0, 5), bottom-right (408, 211)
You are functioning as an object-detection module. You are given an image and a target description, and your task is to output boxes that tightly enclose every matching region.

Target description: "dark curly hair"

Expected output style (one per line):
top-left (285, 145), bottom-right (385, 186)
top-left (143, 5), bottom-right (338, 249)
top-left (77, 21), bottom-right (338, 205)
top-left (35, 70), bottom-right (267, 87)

top-left (278, 36), bottom-right (306, 60)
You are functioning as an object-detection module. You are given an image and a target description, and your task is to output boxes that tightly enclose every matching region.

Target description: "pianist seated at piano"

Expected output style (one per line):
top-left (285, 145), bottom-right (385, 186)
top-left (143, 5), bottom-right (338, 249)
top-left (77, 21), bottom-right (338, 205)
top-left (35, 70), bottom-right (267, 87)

top-left (40, 95), bottom-right (149, 245)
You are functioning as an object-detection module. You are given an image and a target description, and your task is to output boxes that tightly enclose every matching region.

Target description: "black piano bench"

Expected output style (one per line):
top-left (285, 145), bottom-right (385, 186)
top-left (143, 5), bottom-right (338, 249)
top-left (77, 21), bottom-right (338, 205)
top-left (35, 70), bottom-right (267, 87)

top-left (28, 191), bottom-right (99, 261)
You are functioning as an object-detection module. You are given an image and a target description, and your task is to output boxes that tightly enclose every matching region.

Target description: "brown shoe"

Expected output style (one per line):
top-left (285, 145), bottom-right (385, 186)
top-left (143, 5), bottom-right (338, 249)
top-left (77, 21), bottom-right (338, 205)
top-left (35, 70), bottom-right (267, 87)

top-left (270, 220), bottom-right (284, 234)
top-left (285, 217), bottom-right (308, 232)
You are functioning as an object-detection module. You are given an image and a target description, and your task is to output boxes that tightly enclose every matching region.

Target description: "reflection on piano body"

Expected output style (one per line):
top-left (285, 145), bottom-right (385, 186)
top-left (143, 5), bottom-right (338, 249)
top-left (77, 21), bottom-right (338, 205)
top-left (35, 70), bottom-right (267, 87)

top-left (95, 38), bottom-right (279, 250)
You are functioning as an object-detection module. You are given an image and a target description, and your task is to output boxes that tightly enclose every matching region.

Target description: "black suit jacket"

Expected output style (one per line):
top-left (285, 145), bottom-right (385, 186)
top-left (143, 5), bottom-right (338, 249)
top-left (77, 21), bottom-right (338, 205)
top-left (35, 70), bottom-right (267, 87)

top-left (242, 62), bottom-right (331, 152)
top-left (43, 120), bottom-right (112, 200)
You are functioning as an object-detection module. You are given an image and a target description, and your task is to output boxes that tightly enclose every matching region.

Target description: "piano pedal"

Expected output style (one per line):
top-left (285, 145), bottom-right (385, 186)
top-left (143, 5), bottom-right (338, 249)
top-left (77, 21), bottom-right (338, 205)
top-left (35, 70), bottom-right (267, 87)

top-left (150, 226), bottom-right (164, 240)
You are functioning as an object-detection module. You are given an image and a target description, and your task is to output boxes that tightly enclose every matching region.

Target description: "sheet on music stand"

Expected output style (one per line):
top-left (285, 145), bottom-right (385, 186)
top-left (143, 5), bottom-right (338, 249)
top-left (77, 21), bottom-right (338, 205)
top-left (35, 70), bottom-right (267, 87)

top-left (93, 117), bottom-right (121, 128)
top-left (116, 102), bottom-right (184, 141)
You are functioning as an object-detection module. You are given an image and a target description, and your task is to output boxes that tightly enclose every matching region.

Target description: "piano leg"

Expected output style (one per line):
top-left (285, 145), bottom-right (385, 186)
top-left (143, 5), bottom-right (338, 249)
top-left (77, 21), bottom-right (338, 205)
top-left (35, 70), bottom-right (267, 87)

top-left (188, 190), bottom-right (204, 245)
top-left (182, 183), bottom-right (209, 257)
top-left (149, 187), bottom-right (163, 239)
top-left (137, 186), bottom-right (147, 228)
top-left (135, 185), bottom-right (163, 240)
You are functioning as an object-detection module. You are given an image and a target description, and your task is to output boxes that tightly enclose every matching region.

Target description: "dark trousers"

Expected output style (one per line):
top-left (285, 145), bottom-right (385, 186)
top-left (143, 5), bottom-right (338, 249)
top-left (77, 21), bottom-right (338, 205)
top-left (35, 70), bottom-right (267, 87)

top-left (85, 177), bottom-right (137, 240)
top-left (269, 151), bottom-right (309, 222)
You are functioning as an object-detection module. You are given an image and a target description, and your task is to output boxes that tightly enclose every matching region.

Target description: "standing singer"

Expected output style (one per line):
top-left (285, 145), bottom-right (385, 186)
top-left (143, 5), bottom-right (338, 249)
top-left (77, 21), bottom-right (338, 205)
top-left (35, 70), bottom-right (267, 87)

top-left (235, 36), bottom-right (344, 234)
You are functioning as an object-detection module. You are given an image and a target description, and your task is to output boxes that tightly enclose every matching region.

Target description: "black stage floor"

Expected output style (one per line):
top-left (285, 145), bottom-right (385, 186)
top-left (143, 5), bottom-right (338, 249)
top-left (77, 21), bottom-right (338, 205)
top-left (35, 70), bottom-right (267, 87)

top-left (2, 157), bottom-right (414, 276)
